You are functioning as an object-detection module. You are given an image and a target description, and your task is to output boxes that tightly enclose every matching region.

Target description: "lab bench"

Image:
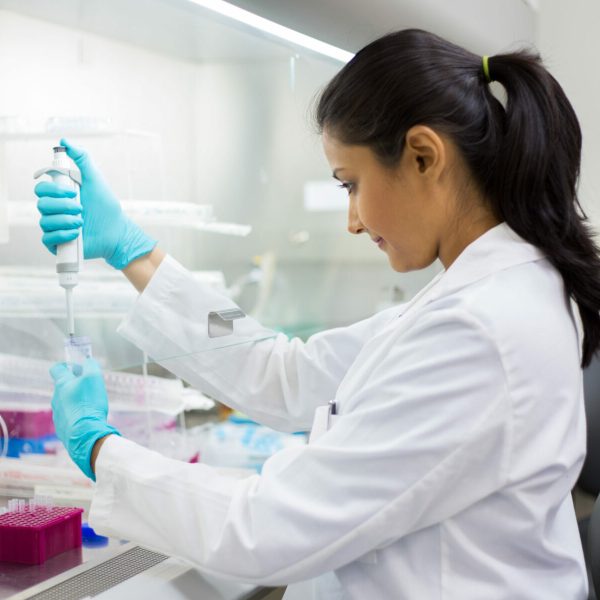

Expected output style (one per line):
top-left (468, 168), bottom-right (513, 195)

top-left (0, 537), bottom-right (282, 600)
top-left (0, 498), bottom-right (280, 600)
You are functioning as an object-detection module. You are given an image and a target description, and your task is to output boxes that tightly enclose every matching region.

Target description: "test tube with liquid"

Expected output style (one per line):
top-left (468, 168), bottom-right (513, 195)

top-left (64, 336), bottom-right (92, 366)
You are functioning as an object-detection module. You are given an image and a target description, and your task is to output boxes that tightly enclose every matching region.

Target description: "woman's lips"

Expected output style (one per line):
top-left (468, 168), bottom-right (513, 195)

top-left (372, 236), bottom-right (385, 248)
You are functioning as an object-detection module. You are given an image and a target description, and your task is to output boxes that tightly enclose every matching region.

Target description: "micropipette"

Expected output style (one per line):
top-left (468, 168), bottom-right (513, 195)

top-left (34, 147), bottom-right (82, 337)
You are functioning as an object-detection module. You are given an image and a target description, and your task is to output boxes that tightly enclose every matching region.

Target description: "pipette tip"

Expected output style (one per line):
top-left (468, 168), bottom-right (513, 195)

top-left (65, 287), bottom-right (75, 337)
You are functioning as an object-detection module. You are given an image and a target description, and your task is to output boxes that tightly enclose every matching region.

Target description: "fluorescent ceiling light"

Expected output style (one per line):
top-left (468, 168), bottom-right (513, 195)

top-left (187, 0), bottom-right (355, 63)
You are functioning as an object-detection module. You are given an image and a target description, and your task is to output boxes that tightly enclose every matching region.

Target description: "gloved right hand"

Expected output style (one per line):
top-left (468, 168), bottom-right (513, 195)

top-left (35, 138), bottom-right (157, 270)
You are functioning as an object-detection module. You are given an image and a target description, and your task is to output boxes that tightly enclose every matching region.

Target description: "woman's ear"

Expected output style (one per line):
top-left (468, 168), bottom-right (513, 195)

top-left (402, 125), bottom-right (447, 180)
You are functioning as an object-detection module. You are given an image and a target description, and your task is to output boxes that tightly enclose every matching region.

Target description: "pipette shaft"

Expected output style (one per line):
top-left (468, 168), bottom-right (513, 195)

top-left (65, 287), bottom-right (75, 337)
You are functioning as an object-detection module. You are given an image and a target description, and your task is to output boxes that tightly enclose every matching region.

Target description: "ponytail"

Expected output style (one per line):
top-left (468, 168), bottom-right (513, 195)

top-left (484, 52), bottom-right (600, 367)
top-left (316, 29), bottom-right (600, 367)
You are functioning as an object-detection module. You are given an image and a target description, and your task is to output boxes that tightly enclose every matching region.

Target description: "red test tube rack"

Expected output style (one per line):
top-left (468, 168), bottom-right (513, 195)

top-left (0, 497), bottom-right (84, 564)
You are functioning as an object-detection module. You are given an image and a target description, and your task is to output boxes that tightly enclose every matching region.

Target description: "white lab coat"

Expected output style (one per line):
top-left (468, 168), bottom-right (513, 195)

top-left (89, 223), bottom-right (588, 599)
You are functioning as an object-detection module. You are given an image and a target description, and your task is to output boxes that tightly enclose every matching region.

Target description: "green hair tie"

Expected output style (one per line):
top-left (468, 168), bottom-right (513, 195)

top-left (482, 55), bottom-right (491, 84)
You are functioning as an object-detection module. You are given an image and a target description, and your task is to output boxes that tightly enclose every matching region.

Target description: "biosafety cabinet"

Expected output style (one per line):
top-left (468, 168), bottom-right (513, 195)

top-left (0, 0), bottom-right (538, 472)
top-left (0, 0), bottom-right (445, 333)
top-left (0, 0), bottom-right (337, 498)
top-left (0, 13), bottom-right (356, 600)
top-left (0, 0), bottom-right (428, 494)
top-left (0, 0), bottom-right (537, 481)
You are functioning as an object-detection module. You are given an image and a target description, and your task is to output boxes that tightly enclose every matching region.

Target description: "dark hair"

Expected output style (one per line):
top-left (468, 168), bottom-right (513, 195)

top-left (316, 28), bottom-right (600, 367)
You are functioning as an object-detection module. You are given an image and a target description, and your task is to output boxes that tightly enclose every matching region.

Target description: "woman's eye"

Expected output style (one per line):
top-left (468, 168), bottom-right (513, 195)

top-left (337, 182), bottom-right (354, 195)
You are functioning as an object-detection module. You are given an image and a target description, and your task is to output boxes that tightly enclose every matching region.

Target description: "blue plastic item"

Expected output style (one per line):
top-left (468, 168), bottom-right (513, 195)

top-left (6, 435), bottom-right (59, 458)
top-left (81, 522), bottom-right (108, 547)
top-left (227, 412), bottom-right (258, 425)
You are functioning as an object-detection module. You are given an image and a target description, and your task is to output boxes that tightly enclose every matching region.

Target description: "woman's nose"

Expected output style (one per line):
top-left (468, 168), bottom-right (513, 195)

top-left (347, 202), bottom-right (365, 235)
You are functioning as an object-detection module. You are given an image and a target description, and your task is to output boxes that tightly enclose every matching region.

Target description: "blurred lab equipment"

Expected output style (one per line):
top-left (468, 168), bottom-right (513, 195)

top-left (576, 352), bottom-right (600, 597)
top-left (0, 349), bottom-right (216, 497)
top-left (589, 494), bottom-right (600, 600)
top-left (0, 407), bottom-right (57, 458)
top-left (199, 413), bottom-right (306, 473)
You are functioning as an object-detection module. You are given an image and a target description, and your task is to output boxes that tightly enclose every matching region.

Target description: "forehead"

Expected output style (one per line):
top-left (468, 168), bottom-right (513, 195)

top-left (322, 130), bottom-right (378, 171)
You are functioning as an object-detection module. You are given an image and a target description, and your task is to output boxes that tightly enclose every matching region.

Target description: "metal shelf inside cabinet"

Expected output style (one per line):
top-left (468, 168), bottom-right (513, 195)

top-left (0, 128), bottom-right (159, 141)
top-left (0, 267), bottom-right (225, 318)
top-left (7, 201), bottom-right (252, 237)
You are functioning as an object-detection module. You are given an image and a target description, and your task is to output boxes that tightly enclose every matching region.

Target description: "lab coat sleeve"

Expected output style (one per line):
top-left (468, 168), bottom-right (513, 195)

top-left (117, 254), bottom-right (401, 431)
top-left (90, 307), bottom-right (512, 585)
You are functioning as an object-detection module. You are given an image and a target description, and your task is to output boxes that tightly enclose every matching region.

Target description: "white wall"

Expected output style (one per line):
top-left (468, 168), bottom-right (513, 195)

top-left (537, 0), bottom-right (600, 232)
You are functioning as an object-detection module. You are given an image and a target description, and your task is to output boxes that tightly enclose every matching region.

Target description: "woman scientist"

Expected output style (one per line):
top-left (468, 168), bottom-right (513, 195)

top-left (35, 29), bottom-right (600, 599)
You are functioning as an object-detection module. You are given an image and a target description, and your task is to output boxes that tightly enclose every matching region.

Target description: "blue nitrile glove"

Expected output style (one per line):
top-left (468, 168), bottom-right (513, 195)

top-left (36, 138), bottom-right (156, 269)
top-left (50, 358), bottom-right (120, 481)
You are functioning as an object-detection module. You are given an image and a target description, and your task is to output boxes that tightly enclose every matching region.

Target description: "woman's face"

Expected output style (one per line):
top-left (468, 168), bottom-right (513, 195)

top-left (322, 129), bottom-right (448, 272)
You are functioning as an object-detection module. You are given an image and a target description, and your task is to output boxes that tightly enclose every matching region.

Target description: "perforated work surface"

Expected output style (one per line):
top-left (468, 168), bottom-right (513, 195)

top-left (25, 546), bottom-right (168, 599)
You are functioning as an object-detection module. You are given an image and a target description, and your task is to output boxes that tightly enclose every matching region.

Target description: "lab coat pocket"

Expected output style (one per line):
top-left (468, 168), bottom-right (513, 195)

top-left (357, 549), bottom-right (378, 565)
top-left (308, 404), bottom-right (339, 444)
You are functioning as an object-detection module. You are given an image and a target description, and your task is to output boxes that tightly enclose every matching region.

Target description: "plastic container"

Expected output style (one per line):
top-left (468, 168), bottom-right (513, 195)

top-left (0, 353), bottom-right (187, 414)
top-left (0, 408), bottom-right (57, 457)
top-left (0, 409), bottom-right (54, 438)
top-left (6, 435), bottom-right (59, 458)
top-left (0, 498), bottom-right (83, 564)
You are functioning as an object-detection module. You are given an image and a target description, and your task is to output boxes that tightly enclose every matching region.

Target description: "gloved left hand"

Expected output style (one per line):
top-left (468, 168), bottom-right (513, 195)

top-left (50, 358), bottom-right (120, 481)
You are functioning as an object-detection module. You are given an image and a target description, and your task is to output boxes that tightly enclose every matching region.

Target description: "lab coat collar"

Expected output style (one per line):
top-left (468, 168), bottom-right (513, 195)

top-left (433, 222), bottom-right (546, 300)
